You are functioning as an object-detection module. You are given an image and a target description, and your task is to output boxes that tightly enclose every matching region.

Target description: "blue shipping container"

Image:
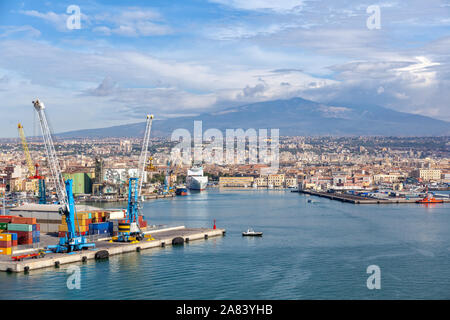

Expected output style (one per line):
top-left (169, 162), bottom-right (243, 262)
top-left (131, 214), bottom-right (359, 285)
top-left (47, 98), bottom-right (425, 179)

top-left (3, 233), bottom-right (18, 240)
top-left (89, 222), bottom-right (109, 231)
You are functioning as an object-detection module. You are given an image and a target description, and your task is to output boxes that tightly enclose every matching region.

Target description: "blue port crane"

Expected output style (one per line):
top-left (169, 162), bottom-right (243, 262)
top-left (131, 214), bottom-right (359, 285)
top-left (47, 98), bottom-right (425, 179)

top-left (162, 160), bottom-right (174, 194)
top-left (38, 179), bottom-right (46, 204)
top-left (32, 99), bottom-right (95, 253)
top-left (30, 164), bottom-right (46, 204)
top-left (47, 179), bottom-right (96, 253)
top-left (113, 177), bottom-right (145, 242)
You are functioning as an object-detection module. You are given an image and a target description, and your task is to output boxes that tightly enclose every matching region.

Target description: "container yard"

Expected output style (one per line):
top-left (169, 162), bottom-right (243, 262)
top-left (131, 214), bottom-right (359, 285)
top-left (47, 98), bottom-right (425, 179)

top-left (0, 100), bottom-right (225, 274)
top-left (0, 209), bottom-right (225, 273)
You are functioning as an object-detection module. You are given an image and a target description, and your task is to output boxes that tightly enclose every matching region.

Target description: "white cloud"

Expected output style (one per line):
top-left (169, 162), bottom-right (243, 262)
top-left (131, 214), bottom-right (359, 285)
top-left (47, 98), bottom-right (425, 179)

top-left (2, 1), bottom-right (449, 136)
top-left (0, 25), bottom-right (41, 38)
top-left (302, 55), bottom-right (450, 121)
top-left (210, 0), bottom-right (304, 13)
top-left (93, 8), bottom-right (172, 37)
top-left (19, 7), bottom-right (171, 37)
top-left (394, 56), bottom-right (440, 87)
top-left (0, 38), bottom-right (335, 135)
top-left (92, 26), bottom-right (111, 36)
top-left (18, 9), bottom-right (89, 32)
top-left (20, 10), bottom-right (67, 29)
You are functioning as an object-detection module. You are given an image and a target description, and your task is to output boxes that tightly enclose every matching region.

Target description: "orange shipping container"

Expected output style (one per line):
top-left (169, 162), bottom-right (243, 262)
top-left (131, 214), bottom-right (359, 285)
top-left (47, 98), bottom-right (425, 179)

top-left (11, 217), bottom-right (37, 225)
top-left (0, 248), bottom-right (12, 255)
top-left (0, 234), bottom-right (12, 241)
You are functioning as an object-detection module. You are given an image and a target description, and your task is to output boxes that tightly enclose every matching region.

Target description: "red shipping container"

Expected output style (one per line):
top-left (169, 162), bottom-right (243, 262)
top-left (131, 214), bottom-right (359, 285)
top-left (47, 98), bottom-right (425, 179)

top-left (0, 218), bottom-right (12, 223)
top-left (36, 224), bottom-right (40, 231)
top-left (20, 239), bottom-right (33, 245)
top-left (0, 241), bottom-right (11, 248)
top-left (0, 215), bottom-right (16, 219)
top-left (16, 231), bottom-right (33, 244)
top-left (15, 230), bottom-right (32, 238)
top-left (12, 240), bottom-right (17, 247)
top-left (11, 217), bottom-right (37, 224)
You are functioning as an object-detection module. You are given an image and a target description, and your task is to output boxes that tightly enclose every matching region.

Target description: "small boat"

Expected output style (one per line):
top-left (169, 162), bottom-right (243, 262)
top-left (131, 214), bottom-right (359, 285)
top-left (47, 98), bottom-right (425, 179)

top-left (242, 228), bottom-right (263, 237)
top-left (175, 187), bottom-right (188, 196)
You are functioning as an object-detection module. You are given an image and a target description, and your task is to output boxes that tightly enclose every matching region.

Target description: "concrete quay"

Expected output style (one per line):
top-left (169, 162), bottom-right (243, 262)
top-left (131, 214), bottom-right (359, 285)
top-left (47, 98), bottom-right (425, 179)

top-left (79, 193), bottom-right (175, 203)
top-left (0, 226), bottom-right (226, 273)
top-left (300, 190), bottom-right (450, 204)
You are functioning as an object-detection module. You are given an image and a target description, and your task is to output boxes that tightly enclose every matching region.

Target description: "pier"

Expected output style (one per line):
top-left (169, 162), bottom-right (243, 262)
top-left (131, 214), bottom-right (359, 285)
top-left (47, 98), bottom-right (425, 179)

top-left (0, 226), bottom-right (225, 273)
top-left (78, 193), bottom-right (176, 203)
top-left (299, 190), bottom-right (450, 204)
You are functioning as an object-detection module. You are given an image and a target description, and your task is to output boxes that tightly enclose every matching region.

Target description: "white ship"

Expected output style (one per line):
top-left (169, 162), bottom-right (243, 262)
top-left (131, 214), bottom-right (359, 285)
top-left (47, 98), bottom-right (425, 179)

top-left (186, 166), bottom-right (208, 191)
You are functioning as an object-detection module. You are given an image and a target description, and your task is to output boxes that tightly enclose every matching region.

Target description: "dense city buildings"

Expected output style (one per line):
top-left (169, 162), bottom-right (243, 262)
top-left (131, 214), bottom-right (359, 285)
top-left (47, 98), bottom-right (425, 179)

top-left (0, 136), bottom-right (449, 204)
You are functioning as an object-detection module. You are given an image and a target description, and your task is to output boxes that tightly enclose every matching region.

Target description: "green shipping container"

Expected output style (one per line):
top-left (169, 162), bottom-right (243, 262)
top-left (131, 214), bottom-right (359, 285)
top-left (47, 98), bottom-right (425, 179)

top-left (0, 223), bottom-right (8, 230)
top-left (62, 172), bottom-right (93, 195)
top-left (7, 223), bottom-right (33, 232)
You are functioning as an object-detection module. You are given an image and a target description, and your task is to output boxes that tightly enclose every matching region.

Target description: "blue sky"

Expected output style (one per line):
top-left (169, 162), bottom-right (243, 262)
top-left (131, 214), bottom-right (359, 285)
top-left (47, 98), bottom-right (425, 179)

top-left (0, 0), bottom-right (449, 137)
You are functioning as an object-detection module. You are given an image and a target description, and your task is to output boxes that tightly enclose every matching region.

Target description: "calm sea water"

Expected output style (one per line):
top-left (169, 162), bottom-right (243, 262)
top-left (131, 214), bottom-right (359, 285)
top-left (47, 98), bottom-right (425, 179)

top-left (1, 189), bottom-right (449, 300)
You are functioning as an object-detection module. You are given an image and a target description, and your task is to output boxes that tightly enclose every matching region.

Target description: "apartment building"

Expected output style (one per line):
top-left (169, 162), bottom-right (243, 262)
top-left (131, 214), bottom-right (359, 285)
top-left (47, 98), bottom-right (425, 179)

top-left (412, 169), bottom-right (442, 181)
top-left (219, 176), bottom-right (254, 187)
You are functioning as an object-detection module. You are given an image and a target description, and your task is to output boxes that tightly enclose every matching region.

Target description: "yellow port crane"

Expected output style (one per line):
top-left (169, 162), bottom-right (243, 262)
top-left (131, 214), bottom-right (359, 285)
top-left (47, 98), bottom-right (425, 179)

top-left (18, 123), bottom-right (36, 176)
top-left (145, 156), bottom-right (156, 172)
top-left (17, 123), bottom-right (37, 191)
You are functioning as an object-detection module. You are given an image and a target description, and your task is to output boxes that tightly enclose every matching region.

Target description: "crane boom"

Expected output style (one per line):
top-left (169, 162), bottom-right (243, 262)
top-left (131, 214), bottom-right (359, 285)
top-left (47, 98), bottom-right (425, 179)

top-left (17, 123), bottom-right (36, 177)
top-left (137, 114), bottom-right (154, 197)
top-left (32, 99), bottom-right (67, 207)
top-left (31, 99), bottom-right (94, 253)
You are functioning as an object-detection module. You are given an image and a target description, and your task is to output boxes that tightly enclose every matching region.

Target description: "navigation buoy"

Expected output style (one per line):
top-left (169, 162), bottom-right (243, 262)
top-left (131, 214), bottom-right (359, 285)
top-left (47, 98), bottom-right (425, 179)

top-left (213, 219), bottom-right (216, 230)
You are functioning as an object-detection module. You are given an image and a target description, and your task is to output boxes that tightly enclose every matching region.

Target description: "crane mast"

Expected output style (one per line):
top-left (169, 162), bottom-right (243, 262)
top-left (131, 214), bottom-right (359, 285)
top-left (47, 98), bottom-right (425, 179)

top-left (137, 114), bottom-right (154, 197)
top-left (32, 99), bottom-right (67, 208)
top-left (32, 99), bottom-right (94, 253)
top-left (17, 123), bottom-right (36, 177)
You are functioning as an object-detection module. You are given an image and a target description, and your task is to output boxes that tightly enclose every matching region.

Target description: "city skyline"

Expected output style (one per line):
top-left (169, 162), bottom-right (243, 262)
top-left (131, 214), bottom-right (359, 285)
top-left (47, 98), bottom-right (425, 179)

top-left (0, 0), bottom-right (449, 137)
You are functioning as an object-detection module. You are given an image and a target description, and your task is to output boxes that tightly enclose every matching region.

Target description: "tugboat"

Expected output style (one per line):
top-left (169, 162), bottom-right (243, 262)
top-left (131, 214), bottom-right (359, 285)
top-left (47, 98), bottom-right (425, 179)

top-left (242, 228), bottom-right (263, 237)
top-left (416, 187), bottom-right (444, 204)
top-left (416, 193), bottom-right (443, 204)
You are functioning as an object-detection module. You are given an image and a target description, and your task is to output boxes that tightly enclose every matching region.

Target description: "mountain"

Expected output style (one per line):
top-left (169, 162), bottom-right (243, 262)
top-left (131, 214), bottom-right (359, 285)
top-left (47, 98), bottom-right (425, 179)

top-left (58, 97), bottom-right (450, 137)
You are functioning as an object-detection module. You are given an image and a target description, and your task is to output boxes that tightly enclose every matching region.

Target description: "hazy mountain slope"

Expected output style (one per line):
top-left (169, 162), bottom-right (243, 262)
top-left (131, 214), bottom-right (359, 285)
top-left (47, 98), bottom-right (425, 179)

top-left (58, 97), bottom-right (450, 137)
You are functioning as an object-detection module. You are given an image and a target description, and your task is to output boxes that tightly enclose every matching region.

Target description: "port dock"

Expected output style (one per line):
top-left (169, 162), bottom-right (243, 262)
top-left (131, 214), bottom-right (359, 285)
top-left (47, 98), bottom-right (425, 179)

top-left (0, 226), bottom-right (225, 273)
top-left (78, 193), bottom-right (176, 203)
top-left (300, 190), bottom-right (450, 204)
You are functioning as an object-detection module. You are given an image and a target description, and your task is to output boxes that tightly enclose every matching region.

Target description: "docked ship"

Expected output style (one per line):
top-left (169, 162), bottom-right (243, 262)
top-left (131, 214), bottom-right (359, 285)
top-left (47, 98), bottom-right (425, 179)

top-left (186, 166), bottom-right (208, 191)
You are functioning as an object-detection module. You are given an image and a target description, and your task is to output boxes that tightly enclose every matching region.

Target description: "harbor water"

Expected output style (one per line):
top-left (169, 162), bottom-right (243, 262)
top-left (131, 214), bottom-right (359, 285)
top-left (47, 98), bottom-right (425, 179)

top-left (0, 189), bottom-right (449, 299)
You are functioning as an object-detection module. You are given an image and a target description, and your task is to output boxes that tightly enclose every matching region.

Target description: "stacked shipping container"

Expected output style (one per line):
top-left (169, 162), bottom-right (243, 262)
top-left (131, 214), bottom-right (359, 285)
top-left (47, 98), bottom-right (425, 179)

top-left (58, 211), bottom-right (118, 237)
top-left (0, 216), bottom-right (40, 255)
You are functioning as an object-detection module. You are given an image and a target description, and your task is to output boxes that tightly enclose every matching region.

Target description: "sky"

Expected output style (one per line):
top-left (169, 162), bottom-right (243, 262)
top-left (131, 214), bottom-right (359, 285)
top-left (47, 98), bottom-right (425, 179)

top-left (0, 0), bottom-right (449, 137)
